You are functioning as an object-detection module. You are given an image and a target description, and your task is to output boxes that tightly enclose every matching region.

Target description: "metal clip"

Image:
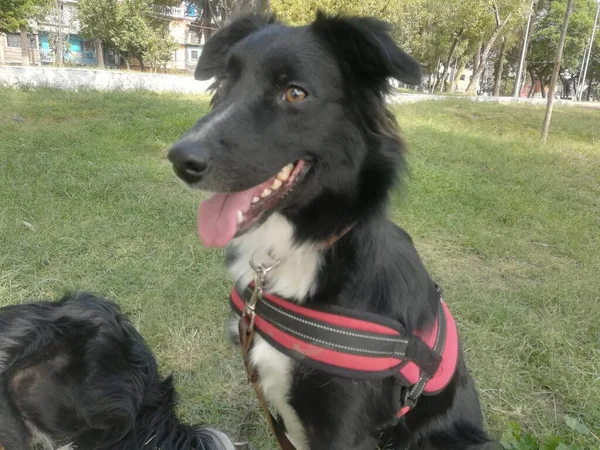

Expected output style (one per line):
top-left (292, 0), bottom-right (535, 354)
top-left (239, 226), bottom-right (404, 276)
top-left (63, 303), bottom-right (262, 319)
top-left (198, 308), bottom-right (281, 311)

top-left (243, 252), bottom-right (280, 331)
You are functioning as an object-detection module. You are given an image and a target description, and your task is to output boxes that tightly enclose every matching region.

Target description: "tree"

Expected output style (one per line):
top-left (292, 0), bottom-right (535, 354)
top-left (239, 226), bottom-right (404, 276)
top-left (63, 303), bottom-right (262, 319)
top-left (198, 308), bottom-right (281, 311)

top-left (77, 0), bottom-right (117, 68)
top-left (528, 0), bottom-right (597, 98)
top-left (188, 0), bottom-right (253, 41)
top-left (0, 0), bottom-right (51, 65)
top-left (78, 0), bottom-right (177, 70)
top-left (464, 0), bottom-right (525, 94)
top-left (541, 0), bottom-right (574, 142)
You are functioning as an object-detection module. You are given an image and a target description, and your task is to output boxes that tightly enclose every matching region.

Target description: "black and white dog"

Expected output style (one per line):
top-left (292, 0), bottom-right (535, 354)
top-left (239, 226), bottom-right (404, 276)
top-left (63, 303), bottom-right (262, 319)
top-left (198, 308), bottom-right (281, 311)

top-left (0, 292), bottom-right (234, 450)
top-left (168, 11), bottom-right (497, 450)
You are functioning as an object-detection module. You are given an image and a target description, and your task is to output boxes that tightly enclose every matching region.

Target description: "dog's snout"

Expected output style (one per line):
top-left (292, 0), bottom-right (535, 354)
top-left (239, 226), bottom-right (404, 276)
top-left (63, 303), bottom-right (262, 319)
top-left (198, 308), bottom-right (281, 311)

top-left (168, 141), bottom-right (209, 184)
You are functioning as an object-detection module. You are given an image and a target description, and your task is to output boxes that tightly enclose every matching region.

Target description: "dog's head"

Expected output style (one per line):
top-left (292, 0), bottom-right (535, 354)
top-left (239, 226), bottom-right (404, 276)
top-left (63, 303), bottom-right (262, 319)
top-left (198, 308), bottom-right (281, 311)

top-left (168, 12), bottom-right (421, 247)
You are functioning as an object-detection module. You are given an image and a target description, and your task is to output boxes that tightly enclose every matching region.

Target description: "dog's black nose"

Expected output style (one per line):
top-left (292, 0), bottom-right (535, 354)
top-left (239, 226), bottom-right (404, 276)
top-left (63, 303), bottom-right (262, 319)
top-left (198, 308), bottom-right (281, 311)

top-left (168, 141), bottom-right (209, 184)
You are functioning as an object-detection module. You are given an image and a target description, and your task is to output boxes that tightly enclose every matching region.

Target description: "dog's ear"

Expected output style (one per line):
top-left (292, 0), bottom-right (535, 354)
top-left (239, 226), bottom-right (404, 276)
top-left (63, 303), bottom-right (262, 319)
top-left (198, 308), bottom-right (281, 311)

top-left (195, 13), bottom-right (277, 81)
top-left (311, 11), bottom-right (422, 87)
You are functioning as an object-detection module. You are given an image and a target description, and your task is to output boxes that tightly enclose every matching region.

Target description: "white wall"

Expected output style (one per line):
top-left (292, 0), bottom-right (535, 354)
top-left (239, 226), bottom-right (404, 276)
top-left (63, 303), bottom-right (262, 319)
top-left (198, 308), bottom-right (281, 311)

top-left (0, 65), bottom-right (213, 93)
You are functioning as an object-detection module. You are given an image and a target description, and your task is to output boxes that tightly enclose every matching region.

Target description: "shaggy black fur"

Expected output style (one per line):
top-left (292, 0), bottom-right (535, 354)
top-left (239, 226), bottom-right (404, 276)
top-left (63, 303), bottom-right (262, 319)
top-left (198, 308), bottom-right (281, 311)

top-left (168, 11), bottom-right (499, 450)
top-left (0, 292), bottom-right (233, 450)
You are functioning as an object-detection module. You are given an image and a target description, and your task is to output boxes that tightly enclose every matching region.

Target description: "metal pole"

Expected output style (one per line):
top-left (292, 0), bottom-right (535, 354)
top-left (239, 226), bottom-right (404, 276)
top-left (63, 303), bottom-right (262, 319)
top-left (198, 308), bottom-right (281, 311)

top-left (577, 0), bottom-right (600, 101)
top-left (513, 0), bottom-right (536, 97)
top-left (576, 42), bottom-right (589, 98)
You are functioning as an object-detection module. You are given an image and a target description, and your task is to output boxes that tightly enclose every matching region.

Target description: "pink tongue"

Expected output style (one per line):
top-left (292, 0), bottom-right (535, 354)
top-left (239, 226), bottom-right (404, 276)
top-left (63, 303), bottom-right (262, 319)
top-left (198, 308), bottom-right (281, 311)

top-left (197, 187), bottom-right (257, 247)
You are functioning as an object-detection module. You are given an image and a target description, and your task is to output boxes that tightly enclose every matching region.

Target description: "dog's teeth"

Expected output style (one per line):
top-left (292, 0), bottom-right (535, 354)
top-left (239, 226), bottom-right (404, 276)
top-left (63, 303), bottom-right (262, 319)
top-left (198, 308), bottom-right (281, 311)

top-left (237, 210), bottom-right (244, 224)
top-left (277, 164), bottom-right (294, 181)
top-left (252, 196), bottom-right (260, 204)
top-left (271, 179), bottom-right (282, 190)
top-left (261, 188), bottom-right (272, 198)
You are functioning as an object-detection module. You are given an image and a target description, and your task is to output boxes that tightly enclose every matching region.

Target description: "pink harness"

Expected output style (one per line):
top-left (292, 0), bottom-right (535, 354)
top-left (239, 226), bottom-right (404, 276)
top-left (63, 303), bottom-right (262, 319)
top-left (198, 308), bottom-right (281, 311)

top-left (231, 284), bottom-right (459, 420)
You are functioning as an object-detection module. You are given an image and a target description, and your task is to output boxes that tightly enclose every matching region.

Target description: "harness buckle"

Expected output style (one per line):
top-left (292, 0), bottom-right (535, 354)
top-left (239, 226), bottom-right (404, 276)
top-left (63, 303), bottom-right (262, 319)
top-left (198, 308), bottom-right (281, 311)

top-left (402, 385), bottom-right (419, 410)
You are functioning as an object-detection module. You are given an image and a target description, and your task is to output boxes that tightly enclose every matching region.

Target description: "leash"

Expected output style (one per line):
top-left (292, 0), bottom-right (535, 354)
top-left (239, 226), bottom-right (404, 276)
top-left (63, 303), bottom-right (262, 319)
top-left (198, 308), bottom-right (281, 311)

top-left (238, 258), bottom-right (298, 450)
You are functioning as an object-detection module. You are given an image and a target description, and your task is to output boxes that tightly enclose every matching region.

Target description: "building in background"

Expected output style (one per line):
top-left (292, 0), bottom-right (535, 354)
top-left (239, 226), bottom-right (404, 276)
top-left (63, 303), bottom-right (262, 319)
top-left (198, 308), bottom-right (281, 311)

top-left (0, 0), bottom-right (203, 71)
top-left (154, 3), bottom-right (204, 71)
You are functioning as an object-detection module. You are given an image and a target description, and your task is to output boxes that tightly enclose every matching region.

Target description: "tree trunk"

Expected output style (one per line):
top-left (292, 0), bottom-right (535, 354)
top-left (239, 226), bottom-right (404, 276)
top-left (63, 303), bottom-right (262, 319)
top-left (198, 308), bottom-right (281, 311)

top-left (95, 39), bottom-right (105, 69)
top-left (540, 76), bottom-right (546, 98)
top-left (202, 0), bottom-right (213, 38)
top-left (493, 39), bottom-right (507, 96)
top-left (432, 74), bottom-right (440, 92)
top-left (542, 0), bottom-right (574, 143)
top-left (560, 75), bottom-right (568, 98)
top-left (520, 60), bottom-right (529, 96)
top-left (527, 67), bottom-right (536, 97)
top-left (121, 53), bottom-right (130, 70)
top-left (440, 31), bottom-right (463, 93)
top-left (240, 0), bottom-right (270, 12)
top-left (55, 0), bottom-right (64, 66)
top-left (432, 58), bottom-right (442, 92)
top-left (586, 70), bottom-right (593, 101)
top-left (0, 33), bottom-right (5, 64)
top-left (465, 13), bottom-right (513, 95)
top-left (452, 61), bottom-right (467, 93)
top-left (20, 26), bottom-right (31, 66)
top-left (473, 41), bottom-right (482, 72)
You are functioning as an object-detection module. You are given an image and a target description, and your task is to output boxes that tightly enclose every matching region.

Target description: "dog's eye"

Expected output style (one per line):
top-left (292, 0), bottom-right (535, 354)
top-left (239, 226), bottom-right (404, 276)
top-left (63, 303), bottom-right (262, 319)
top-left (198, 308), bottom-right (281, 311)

top-left (283, 86), bottom-right (307, 103)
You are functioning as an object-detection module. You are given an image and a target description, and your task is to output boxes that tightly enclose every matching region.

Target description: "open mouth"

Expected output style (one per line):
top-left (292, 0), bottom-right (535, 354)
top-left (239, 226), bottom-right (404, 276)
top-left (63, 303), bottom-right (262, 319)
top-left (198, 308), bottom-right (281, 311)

top-left (197, 160), bottom-right (310, 247)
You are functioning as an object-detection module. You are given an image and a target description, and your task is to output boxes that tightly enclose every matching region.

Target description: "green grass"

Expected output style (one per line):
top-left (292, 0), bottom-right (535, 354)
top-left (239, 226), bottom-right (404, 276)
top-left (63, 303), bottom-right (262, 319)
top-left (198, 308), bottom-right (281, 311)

top-left (0, 88), bottom-right (599, 449)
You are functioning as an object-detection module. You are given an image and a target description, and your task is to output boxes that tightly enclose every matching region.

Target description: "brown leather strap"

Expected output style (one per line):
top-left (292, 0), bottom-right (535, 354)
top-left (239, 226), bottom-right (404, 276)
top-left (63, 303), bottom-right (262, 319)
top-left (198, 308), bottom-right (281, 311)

top-left (239, 314), bottom-right (298, 450)
top-left (318, 223), bottom-right (355, 250)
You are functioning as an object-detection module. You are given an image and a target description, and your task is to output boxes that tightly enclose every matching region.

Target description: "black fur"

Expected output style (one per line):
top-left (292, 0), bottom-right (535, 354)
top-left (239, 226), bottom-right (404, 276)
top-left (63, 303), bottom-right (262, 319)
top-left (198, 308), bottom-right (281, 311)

top-left (169, 11), bottom-right (498, 450)
top-left (0, 292), bottom-right (233, 450)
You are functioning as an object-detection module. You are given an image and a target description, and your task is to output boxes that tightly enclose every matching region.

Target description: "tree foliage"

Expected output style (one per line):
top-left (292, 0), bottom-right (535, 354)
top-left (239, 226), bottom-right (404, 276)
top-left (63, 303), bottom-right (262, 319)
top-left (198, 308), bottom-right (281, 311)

top-left (0, 0), bottom-right (51, 32)
top-left (78, 0), bottom-right (177, 68)
top-left (529, 0), bottom-right (597, 93)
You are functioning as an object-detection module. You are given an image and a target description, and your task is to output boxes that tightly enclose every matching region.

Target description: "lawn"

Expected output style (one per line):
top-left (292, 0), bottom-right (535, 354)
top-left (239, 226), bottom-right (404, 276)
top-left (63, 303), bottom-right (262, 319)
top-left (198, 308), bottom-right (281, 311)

top-left (0, 87), bottom-right (599, 449)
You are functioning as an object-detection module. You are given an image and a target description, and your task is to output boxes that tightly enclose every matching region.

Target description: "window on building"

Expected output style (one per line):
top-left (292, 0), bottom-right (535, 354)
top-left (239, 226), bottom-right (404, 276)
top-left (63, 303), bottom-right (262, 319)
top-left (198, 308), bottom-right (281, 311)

top-left (172, 51), bottom-right (178, 61)
top-left (190, 49), bottom-right (199, 60)
top-left (460, 74), bottom-right (466, 81)
top-left (7, 34), bottom-right (21, 48)
top-left (82, 41), bottom-right (95, 52)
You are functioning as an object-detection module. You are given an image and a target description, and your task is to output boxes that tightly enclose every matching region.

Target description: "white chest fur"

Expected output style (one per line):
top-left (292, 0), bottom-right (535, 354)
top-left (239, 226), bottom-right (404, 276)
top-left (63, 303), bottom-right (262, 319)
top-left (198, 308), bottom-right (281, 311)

top-left (228, 213), bottom-right (322, 450)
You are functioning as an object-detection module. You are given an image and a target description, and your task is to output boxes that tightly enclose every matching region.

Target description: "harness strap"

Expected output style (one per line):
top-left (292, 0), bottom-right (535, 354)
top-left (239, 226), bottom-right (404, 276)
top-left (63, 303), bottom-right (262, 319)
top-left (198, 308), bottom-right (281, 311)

top-left (397, 297), bottom-right (448, 418)
top-left (230, 285), bottom-right (444, 382)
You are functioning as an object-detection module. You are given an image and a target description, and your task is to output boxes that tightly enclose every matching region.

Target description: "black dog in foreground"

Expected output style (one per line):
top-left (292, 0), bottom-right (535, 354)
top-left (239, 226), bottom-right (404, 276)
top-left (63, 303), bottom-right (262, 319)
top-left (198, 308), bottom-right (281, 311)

top-left (0, 292), bottom-right (234, 450)
top-left (168, 11), bottom-right (498, 450)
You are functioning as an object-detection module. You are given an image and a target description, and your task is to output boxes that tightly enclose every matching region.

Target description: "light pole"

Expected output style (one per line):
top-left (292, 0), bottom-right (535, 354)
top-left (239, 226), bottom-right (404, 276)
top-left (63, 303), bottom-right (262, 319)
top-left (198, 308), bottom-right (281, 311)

top-left (513, 0), bottom-right (537, 97)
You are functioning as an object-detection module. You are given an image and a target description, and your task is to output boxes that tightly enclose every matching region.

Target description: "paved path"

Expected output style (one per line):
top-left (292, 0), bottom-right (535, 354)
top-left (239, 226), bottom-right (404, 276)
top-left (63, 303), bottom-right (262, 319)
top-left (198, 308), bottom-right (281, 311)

top-left (389, 92), bottom-right (600, 109)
